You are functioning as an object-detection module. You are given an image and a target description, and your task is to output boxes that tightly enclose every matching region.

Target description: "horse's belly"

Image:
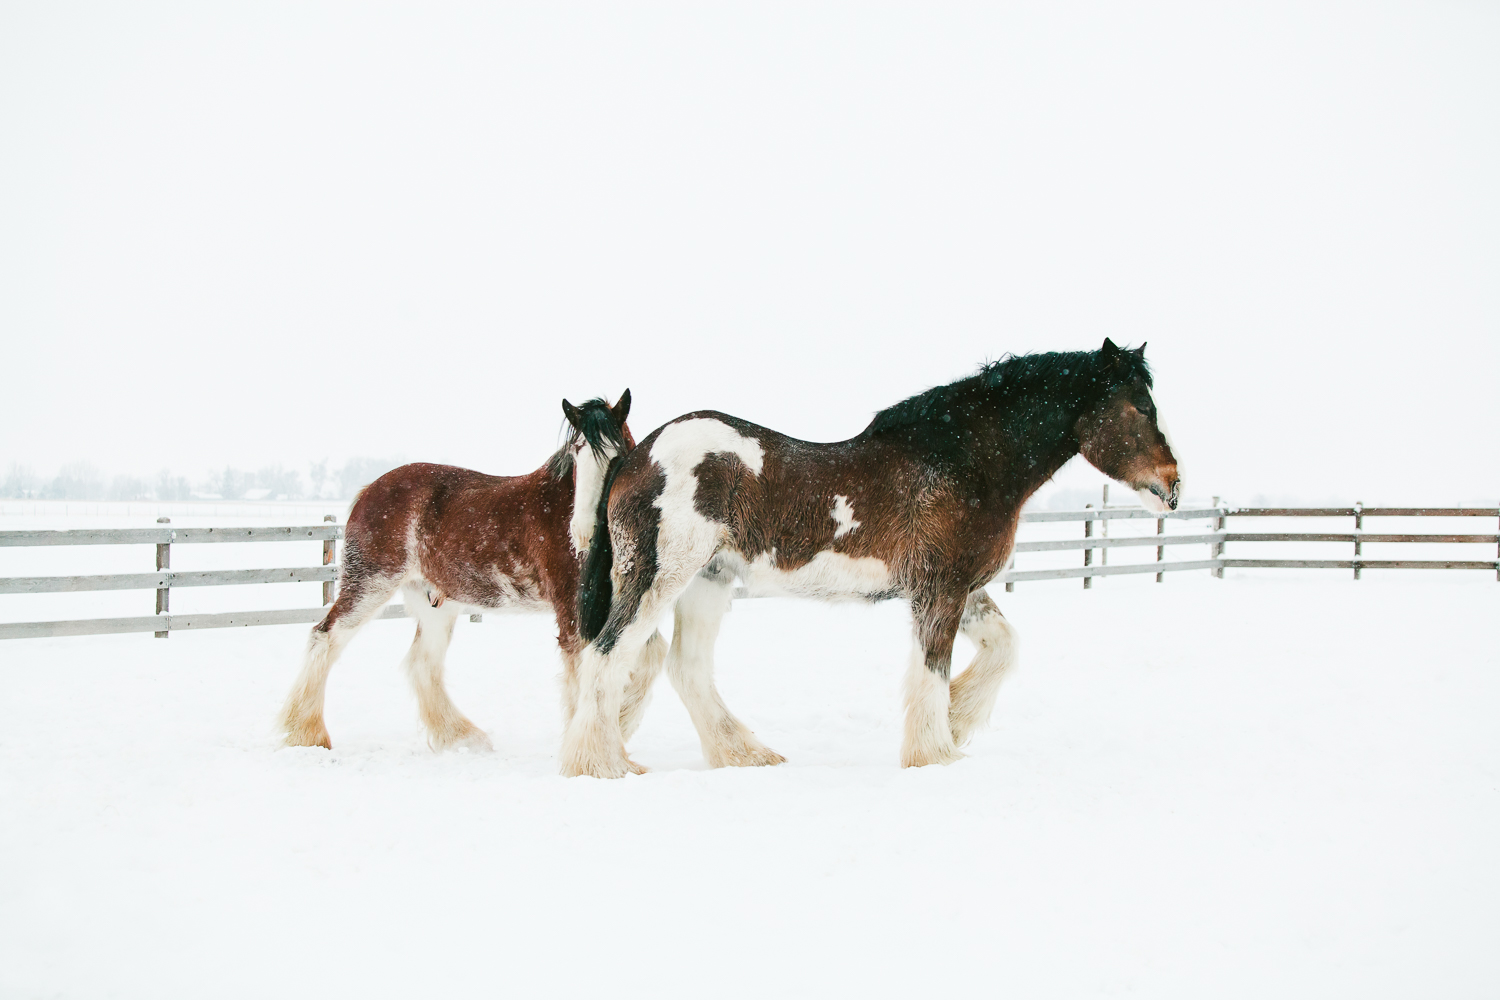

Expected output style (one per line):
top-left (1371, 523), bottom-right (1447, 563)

top-left (737, 550), bottom-right (895, 601)
top-left (412, 570), bottom-right (553, 616)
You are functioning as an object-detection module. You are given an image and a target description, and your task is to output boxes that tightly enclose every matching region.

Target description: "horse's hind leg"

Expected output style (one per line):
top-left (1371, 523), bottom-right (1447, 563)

top-left (560, 630), bottom-right (664, 742)
top-left (948, 589), bottom-right (1019, 747)
top-left (667, 570), bottom-right (784, 768)
top-left (619, 630), bottom-right (667, 744)
top-left (400, 583), bottom-right (492, 752)
top-left (562, 556), bottom-right (708, 777)
top-left (278, 571), bottom-right (400, 749)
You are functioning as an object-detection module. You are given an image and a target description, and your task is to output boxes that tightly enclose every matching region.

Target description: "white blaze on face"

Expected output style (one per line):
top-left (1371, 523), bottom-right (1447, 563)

top-left (831, 494), bottom-right (861, 538)
top-left (570, 442), bottom-right (618, 553)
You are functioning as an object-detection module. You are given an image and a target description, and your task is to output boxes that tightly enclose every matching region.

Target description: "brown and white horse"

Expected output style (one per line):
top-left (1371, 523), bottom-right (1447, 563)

top-left (565, 340), bottom-right (1180, 777)
top-left (277, 392), bottom-right (667, 752)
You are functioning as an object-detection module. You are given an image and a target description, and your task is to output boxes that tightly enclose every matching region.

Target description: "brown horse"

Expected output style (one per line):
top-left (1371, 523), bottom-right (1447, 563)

top-left (565, 340), bottom-right (1180, 777)
top-left (277, 392), bottom-right (667, 752)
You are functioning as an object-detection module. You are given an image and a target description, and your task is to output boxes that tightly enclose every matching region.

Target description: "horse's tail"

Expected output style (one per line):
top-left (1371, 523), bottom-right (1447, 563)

top-left (578, 454), bottom-right (625, 643)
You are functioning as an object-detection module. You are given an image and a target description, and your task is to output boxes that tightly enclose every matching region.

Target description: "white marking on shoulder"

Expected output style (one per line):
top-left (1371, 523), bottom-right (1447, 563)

top-left (831, 494), bottom-right (861, 538)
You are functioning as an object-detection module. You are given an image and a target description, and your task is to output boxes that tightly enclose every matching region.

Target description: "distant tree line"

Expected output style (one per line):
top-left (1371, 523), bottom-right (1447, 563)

top-left (1, 457), bottom-right (406, 501)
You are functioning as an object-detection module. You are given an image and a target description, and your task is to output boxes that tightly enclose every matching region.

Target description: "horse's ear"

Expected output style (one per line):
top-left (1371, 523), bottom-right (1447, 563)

top-left (1134, 342), bottom-right (1147, 357)
top-left (562, 399), bottom-right (584, 429)
top-left (610, 389), bottom-right (631, 426)
top-left (1101, 337), bottom-right (1120, 359)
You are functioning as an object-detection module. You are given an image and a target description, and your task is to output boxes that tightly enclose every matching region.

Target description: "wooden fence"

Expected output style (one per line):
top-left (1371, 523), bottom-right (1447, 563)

top-left (1, 502), bottom-right (1494, 640)
top-left (999, 500), bottom-right (1499, 589)
top-left (0, 516), bottom-right (400, 641)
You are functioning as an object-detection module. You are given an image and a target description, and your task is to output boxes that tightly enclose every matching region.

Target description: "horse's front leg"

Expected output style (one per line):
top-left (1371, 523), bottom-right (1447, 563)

top-left (401, 583), bottom-right (492, 753)
top-left (667, 570), bottom-right (785, 768)
top-left (901, 593), bottom-right (966, 768)
top-left (949, 588), bottom-right (1019, 747)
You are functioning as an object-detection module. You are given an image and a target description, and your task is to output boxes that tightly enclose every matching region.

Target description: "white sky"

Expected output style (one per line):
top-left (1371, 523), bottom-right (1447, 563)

top-left (2, 2), bottom-right (1496, 504)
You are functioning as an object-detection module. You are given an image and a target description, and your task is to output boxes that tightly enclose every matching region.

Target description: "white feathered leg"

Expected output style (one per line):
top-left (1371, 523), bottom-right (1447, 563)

top-left (619, 630), bottom-right (667, 744)
top-left (667, 572), bottom-right (785, 768)
top-left (401, 583), bottom-right (492, 752)
top-left (278, 577), bottom-right (399, 749)
top-left (948, 589), bottom-right (1019, 746)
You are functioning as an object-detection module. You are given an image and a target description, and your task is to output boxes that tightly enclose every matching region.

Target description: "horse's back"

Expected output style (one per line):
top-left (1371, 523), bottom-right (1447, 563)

top-left (345, 463), bottom-right (546, 573)
top-left (621, 410), bottom-right (906, 589)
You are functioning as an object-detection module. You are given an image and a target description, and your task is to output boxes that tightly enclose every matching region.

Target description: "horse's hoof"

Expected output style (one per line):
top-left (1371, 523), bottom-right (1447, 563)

top-left (282, 721), bottom-right (332, 750)
top-left (711, 745), bottom-right (786, 768)
top-left (560, 753), bottom-right (641, 778)
top-left (900, 746), bottom-right (966, 768)
top-left (432, 723), bottom-right (494, 754)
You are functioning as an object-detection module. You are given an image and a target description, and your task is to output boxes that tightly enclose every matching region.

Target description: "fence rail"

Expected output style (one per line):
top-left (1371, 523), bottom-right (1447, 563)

top-left (994, 499), bottom-right (1499, 589)
top-left (0, 516), bottom-right (371, 641)
top-left (1, 500), bottom-right (1495, 640)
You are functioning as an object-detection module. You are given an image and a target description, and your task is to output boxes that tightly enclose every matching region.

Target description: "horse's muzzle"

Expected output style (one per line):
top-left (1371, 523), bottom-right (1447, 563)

top-left (1136, 477), bottom-right (1181, 512)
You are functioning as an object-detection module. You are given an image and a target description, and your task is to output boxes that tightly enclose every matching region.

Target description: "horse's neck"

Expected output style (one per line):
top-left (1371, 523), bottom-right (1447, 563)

top-left (967, 390), bottom-right (1085, 507)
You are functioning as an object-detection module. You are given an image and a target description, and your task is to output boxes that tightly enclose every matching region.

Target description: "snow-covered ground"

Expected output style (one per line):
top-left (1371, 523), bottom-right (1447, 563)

top-left (1, 571), bottom-right (1496, 998)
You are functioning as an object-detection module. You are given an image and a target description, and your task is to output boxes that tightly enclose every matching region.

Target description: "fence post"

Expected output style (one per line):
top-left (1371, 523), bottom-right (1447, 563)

top-left (1083, 503), bottom-right (1093, 589)
top-left (1156, 514), bottom-right (1165, 583)
top-left (1100, 485), bottom-right (1109, 570)
top-left (1353, 501), bottom-right (1363, 581)
top-left (154, 517), bottom-right (170, 638)
top-left (322, 514), bottom-right (336, 605)
top-left (1212, 496), bottom-right (1224, 579)
top-left (1005, 550), bottom-right (1014, 593)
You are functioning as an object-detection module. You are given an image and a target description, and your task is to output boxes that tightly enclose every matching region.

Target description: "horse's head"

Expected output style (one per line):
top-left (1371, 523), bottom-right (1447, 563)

top-left (562, 390), bottom-right (633, 460)
top-left (1074, 339), bottom-right (1180, 511)
top-left (560, 390), bottom-right (633, 552)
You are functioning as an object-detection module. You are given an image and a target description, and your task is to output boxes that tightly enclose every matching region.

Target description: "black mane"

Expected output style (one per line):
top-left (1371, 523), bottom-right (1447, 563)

top-left (864, 345), bottom-right (1152, 462)
top-left (545, 398), bottom-right (629, 480)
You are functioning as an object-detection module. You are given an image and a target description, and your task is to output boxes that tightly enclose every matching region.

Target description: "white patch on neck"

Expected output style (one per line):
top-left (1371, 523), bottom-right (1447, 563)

top-left (831, 494), bottom-right (861, 538)
top-left (570, 445), bottom-right (618, 553)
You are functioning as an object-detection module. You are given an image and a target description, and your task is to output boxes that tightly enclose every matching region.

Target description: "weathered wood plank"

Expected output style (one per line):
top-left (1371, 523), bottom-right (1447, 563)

top-left (1223, 533), bottom-right (1499, 544)
top-left (999, 559), bottom-right (1222, 583)
top-left (0, 525), bottom-right (343, 547)
top-left (1228, 507), bottom-right (1498, 518)
top-left (1225, 508), bottom-right (1356, 517)
top-left (172, 526), bottom-right (344, 544)
top-left (0, 565), bottom-right (341, 595)
top-left (1358, 508), bottom-right (1500, 518)
top-left (1019, 507), bottom-right (1222, 523)
top-left (1013, 532), bottom-right (1224, 554)
top-left (1222, 532), bottom-right (1357, 543)
top-left (1221, 558), bottom-right (1499, 570)
top-left (1220, 558), bottom-right (1353, 569)
top-left (0, 603), bottom-right (408, 640)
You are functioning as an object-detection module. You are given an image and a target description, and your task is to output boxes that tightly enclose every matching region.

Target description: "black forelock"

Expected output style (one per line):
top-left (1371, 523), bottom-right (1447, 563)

top-left (545, 397), bottom-right (629, 480)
